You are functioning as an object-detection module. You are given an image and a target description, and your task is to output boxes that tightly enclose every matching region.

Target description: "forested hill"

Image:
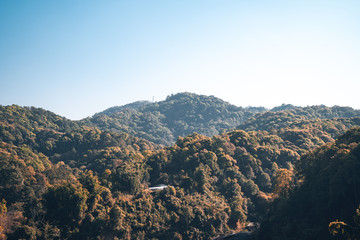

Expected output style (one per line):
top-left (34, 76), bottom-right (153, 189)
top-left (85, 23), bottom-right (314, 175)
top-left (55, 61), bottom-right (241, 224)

top-left (0, 105), bottom-right (157, 173)
top-left (256, 127), bottom-right (360, 240)
top-left (0, 101), bottom-right (360, 239)
top-left (83, 93), bottom-right (360, 146)
top-left (238, 105), bottom-right (360, 132)
top-left (93, 100), bottom-right (152, 117)
top-left (82, 92), bottom-right (267, 145)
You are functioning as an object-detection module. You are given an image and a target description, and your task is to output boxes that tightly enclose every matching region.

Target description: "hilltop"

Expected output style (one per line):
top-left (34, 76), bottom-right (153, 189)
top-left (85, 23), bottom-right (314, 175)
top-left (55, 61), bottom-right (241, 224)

top-left (82, 92), bottom-right (266, 145)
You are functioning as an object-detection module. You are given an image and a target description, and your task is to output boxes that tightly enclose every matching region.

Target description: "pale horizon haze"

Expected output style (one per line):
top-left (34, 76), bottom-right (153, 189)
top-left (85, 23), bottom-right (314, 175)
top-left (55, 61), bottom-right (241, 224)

top-left (1, 1), bottom-right (360, 120)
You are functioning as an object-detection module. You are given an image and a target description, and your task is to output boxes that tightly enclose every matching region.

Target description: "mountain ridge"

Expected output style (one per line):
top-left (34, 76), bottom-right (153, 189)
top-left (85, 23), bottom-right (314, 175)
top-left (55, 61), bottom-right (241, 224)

top-left (3, 93), bottom-right (360, 147)
top-left (81, 92), bottom-right (268, 145)
top-left (1, 94), bottom-right (360, 239)
top-left (84, 92), bottom-right (360, 146)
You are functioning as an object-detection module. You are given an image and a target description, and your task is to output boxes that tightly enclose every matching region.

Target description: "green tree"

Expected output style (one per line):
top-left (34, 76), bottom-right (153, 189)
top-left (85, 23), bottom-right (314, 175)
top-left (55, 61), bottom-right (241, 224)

top-left (43, 182), bottom-right (88, 227)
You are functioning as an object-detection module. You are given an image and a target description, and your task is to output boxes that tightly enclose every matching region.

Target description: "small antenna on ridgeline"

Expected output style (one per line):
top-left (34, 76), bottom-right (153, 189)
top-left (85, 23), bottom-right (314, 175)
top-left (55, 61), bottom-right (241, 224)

top-left (152, 96), bottom-right (155, 102)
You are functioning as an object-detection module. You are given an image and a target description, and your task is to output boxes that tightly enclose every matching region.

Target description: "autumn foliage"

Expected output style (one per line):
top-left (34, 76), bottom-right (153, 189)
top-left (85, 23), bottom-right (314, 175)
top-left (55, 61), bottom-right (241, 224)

top-left (0, 99), bottom-right (360, 239)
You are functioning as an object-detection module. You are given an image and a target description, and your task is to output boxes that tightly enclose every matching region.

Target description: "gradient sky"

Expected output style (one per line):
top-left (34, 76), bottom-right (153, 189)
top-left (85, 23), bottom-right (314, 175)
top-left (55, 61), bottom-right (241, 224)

top-left (1, 0), bottom-right (359, 120)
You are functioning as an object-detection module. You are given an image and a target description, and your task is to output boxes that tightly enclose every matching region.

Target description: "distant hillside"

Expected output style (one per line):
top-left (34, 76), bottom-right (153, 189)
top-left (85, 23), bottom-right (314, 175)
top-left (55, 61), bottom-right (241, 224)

top-left (270, 104), bottom-right (297, 112)
top-left (94, 100), bottom-right (152, 116)
top-left (84, 94), bottom-right (360, 146)
top-left (82, 92), bottom-right (266, 145)
top-left (0, 105), bottom-right (157, 173)
top-left (238, 105), bottom-right (360, 133)
top-left (0, 105), bottom-right (80, 132)
top-left (0, 105), bottom-right (82, 148)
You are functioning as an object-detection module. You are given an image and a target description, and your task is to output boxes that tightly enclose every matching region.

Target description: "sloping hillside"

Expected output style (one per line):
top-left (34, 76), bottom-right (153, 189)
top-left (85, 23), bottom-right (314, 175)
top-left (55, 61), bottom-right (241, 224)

top-left (85, 94), bottom-right (360, 147)
top-left (238, 105), bottom-right (360, 132)
top-left (82, 92), bottom-right (266, 145)
top-left (1, 99), bottom-right (360, 239)
top-left (256, 127), bottom-right (360, 240)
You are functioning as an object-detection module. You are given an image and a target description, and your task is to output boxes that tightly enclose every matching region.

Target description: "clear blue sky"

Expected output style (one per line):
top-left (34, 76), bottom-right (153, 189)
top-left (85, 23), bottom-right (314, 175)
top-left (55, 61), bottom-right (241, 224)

top-left (1, 0), bottom-right (359, 120)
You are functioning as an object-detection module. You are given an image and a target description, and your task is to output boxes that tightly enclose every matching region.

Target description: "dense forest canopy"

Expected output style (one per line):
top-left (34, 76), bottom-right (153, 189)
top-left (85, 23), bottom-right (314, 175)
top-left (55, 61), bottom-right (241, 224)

top-left (1, 93), bottom-right (360, 239)
top-left (256, 127), bottom-right (360, 240)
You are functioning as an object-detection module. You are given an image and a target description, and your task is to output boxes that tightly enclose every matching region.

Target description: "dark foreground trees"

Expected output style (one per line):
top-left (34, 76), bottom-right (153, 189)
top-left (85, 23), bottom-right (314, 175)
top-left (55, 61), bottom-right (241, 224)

top-left (256, 127), bottom-right (360, 240)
